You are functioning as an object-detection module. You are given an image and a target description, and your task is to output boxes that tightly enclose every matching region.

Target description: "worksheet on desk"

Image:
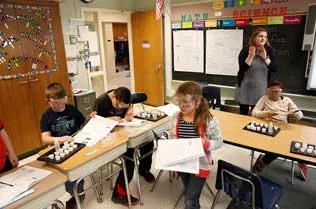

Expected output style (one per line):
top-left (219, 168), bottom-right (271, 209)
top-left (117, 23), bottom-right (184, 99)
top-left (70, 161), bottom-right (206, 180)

top-left (0, 166), bottom-right (51, 207)
top-left (74, 115), bottom-right (118, 147)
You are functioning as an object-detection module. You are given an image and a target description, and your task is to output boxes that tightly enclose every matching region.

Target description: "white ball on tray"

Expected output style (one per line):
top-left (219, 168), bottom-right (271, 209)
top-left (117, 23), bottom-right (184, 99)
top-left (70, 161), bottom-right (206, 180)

top-left (294, 142), bottom-right (301, 149)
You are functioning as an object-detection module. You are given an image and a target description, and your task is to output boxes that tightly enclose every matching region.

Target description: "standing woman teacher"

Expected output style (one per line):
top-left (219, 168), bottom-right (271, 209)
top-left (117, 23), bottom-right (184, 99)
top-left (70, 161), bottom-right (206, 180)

top-left (235, 27), bottom-right (278, 115)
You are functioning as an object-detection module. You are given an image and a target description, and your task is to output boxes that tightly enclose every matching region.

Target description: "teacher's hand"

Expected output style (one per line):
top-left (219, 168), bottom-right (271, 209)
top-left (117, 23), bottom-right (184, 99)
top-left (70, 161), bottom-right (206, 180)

top-left (249, 45), bottom-right (256, 57)
top-left (258, 45), bottom-right (267, 60)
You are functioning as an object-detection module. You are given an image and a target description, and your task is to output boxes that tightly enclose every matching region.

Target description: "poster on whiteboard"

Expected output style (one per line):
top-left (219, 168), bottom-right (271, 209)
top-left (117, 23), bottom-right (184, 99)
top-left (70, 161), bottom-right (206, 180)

top-left (173, 30), bottom-right (204, 73)
top-left (206, 29), bottom-right (243, 76)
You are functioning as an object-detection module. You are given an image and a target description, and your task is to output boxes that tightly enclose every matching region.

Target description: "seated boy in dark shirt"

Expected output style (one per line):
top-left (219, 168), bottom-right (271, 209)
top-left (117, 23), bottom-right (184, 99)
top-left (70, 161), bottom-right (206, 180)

top-left (94, 87), bottom-right (155, 206)
top-left (40, 82), bottom-right (86, 209)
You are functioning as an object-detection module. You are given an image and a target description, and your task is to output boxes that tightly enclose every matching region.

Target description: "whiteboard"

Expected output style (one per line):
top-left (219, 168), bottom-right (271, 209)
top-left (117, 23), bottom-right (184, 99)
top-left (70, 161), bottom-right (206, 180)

top-left (173, 30), bottom-right (204, 73)
top-left (205, 29), bottom-right (243, 76)
top-left (307, 39), bottom-right (316, 90)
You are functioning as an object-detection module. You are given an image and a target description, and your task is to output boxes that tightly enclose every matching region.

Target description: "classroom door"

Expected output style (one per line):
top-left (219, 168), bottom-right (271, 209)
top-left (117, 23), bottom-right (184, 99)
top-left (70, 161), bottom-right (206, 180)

top-left (131, 10), bottom-right (164, 106)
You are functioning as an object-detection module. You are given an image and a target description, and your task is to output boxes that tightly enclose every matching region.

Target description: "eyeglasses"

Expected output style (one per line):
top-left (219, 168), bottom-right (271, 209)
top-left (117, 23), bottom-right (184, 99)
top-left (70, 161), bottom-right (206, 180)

top-left (172, 95), bottom-right (196, 108)
top-left (270, 90), bottom-right (282, 94)
top-left (49, 97), bottom-right (67, 105)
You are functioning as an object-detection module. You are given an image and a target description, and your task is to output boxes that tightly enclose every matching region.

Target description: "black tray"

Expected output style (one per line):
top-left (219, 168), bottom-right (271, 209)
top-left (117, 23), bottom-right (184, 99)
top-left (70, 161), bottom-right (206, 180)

top-left (135, 111), bottom-right (167, 122)
top-left (243, 122), bottom-right (281, 137)
top-left (37, 142), bottom-right (85, 164)
top-left (290, 141), bottom-right (316, 158)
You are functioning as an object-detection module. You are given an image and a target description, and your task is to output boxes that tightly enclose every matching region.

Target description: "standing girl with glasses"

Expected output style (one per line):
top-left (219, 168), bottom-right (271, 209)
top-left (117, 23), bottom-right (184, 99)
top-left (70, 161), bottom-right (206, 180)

top-left (170, 81), bottom-right (223, 209)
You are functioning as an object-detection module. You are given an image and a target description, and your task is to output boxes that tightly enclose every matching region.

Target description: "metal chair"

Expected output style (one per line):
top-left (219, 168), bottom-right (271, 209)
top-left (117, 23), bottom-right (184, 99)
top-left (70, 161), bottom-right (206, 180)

top-left (202, 86), bottom-right (221, 110)
top-left (211, 160), bottom-right (283, 209)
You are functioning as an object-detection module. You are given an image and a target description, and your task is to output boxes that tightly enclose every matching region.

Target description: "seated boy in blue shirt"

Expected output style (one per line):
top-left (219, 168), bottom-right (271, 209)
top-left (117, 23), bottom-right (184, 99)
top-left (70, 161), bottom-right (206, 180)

top-left (40, 82), bottom-right (86, 209)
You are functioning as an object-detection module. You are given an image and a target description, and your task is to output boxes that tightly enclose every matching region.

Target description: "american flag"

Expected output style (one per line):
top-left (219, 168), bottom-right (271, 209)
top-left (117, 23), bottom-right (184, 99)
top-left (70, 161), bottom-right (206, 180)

top-left (156, 0), bottom-right (164, 20)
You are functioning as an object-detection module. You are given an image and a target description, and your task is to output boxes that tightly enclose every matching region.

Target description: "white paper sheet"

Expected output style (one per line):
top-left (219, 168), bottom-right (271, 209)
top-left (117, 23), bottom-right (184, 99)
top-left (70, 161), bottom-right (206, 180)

top-left (155, 155), bottom-right (199, 174)
top-left (156, 138), bottom-right (204, 167)
top-left (67, 60), bottom-right (78, 74)
top-left (0, 166), bottom-right (51, 207)
top-left (173, 30), bottom-right (204, 73)
top-left (65, 44), bottom-right (77, 58)
top-left (62, 23), bottom-right (76, 35)
top-left (87, 32), bottom-right (99, 52)
top-left (206, 29), bottom-right (243, 76)
top-left (0, 166), bottom-right (52, 188)
top-left (74, 115), bottom-right (118, 147)
top-left (89, 55), bottom-right (101, 67)
top-left (3, 189), bottom-right (34, 208)
top-left (78, 25), bottom-right (89, 41)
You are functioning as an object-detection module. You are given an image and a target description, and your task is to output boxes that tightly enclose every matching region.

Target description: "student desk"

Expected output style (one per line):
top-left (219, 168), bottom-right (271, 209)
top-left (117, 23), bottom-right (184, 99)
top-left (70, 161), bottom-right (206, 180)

top-left (46, 133), bottom-right (130, 209)
top-left (4, 161), bottom-right (67, 209)
top-left (116, 116), bottom-right (170, 205)
top-left (211, 110), bottom-right (316, 166)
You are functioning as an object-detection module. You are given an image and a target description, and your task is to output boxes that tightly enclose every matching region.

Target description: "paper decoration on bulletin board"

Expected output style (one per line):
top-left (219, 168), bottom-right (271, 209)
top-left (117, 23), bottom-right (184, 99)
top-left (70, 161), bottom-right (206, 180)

top-left (224, 0), bottom-right (235, 8)
top-left (0, 3), bottom-right (58, 80)
top-left (236, 0), bottom-right (247, 7)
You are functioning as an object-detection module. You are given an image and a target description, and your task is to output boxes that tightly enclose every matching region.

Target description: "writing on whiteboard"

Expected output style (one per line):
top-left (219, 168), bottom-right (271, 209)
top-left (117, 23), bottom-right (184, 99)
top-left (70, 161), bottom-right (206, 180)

top-left (173, 30), bottom-right (204, 73)
top-left (206, 29), bottom-right (243, 76)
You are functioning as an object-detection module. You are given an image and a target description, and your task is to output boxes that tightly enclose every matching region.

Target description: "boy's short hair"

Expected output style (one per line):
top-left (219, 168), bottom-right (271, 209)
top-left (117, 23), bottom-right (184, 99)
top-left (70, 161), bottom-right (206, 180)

top-left (268, 80), bottom-right (283, 89)
top-left (45, 82), bottom-right (66, 100)
top-left (114, 87), bottom-right (131, 104)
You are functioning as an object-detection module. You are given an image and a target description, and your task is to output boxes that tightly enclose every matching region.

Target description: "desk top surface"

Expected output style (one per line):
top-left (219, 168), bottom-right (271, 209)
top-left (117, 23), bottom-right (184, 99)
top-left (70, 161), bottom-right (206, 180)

top-left (3, 161), bottom-right (66, 209)
top-left (212, 110), bottom-right (316, 165)
top-left (44, 131), bottom-right (128, 172)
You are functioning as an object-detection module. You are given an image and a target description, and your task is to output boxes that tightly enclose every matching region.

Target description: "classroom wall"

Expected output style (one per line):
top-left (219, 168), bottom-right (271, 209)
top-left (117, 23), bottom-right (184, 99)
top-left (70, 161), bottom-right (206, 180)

top-left (166, 0), bottom-right (316, 112)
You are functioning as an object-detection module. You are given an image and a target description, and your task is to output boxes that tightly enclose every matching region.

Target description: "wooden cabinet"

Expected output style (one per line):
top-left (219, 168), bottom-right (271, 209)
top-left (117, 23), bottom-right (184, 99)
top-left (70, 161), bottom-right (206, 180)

top-left (0, 1), bottom-right (72, 155)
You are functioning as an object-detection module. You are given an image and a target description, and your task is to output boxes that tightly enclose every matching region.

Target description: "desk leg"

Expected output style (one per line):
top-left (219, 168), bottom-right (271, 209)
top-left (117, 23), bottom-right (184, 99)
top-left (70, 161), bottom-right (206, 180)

top-left (133, 148), bottom-right (144, 205)
top-left (89, 175), bottom-right (103, 203)
top-left (290, 161), bottom-right (294, 185)
top-left (250, 150), bottom-right (254, 171)
top-left (121, 157), bottom-right (132, 209)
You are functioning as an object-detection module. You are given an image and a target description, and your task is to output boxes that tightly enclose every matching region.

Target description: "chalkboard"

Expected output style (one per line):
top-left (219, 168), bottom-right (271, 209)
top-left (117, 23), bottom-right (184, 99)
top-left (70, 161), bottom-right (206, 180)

top-left (172, 16), bottom-right (316, 96)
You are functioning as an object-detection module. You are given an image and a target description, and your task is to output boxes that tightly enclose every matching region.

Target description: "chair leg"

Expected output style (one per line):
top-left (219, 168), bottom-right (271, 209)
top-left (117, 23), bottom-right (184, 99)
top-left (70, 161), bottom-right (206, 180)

top-left (173, 188), bottom-right (185, 209)
top-left (210, 190), bottom-right (221, 209)
top-left (150, 170), bottom-right (164, 192)
top-left (205, 181), bottom-right (215, 197)
top-left (89, 175), bottom-right (103, 203)
top-left (290, 160), bottom-right (295, 185)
